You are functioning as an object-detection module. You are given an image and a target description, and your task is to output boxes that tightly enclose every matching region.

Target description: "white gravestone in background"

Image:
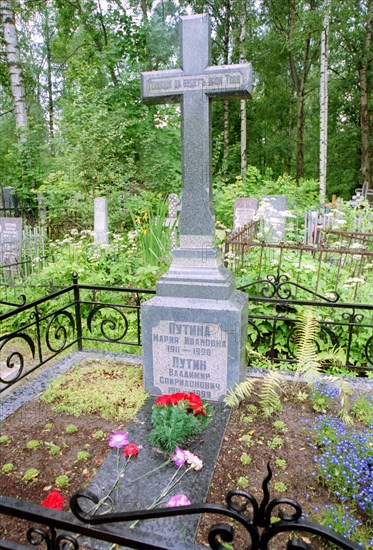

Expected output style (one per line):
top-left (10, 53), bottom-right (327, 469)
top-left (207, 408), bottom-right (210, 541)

top-left (233, 198), bottom-right (258, 232)
top-left (262, 195), bottom-right (288, 243)
top-left (94, 197), bottom-right (109, 245)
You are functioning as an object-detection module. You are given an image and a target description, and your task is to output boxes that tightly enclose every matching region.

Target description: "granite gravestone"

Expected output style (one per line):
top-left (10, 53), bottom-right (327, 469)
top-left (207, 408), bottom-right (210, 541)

top-left (94, 197), bottom-right (109, 245)
top-left (233, 198), bottom-right (258, 231)
top-left (141, 14), bottom-right (252, 401)
top-left (2, 187), bottom-right (19, 215)
top-left (0, 217), bottom-right (23, 274)
top-left (262, 195), bottom-right (288, 242)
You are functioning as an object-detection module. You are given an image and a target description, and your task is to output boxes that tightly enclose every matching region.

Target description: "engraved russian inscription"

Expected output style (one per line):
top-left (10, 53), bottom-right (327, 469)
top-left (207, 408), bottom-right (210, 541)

top-left (146, 73), bottom-right (244, 97)
top-left (152, 320), bottom-right (228, 400)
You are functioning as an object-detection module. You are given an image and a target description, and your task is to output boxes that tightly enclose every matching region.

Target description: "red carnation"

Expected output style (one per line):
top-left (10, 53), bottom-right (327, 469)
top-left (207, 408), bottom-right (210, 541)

top-left (42, 490), bottom-right (64, 510)
top-left (124, 443), bottom-right (139, 457)
top-left (187, 392), bottom-right (206, 415)
top-left (155, 394), bottom-right (171, 406)
top-left (169, 392), bottom-right (189, 405)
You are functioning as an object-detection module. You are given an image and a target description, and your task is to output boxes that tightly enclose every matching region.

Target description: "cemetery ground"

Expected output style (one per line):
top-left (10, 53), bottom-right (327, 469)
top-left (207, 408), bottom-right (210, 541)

top-left (0, 358), bottom-right (372, 548)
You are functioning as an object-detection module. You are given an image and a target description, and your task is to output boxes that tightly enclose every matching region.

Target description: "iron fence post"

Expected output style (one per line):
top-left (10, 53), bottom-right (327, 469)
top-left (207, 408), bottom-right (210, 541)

top-left (72, 272), bottom-right (83, 351)
top-left (224, 230), bottom-right (230, 267)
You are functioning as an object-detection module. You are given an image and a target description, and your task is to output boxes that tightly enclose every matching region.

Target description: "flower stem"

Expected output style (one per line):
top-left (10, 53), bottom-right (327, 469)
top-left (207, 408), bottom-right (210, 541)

top-left (89, 458), bottom-right (131, 515)
top-left (129, 466), bottom-right (191, 529)
top-left (129, 459), bottom-right (171, 483)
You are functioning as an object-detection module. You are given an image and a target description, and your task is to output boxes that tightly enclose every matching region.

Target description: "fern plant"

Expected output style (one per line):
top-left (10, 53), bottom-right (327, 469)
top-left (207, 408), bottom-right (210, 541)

top-left (224, 310), bottom-right (351, 422)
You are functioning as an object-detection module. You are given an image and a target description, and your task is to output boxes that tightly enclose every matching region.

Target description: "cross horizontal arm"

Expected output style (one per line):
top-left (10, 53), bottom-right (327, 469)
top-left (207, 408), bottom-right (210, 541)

top-left (141, 69), bottom-right (184, 103)
top-left (141, 63), bottom-right (252, 104)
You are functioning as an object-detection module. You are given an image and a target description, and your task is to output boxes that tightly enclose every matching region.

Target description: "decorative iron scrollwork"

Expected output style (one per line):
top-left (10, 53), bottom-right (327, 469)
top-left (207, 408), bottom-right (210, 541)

top-left (365, 335), bottom-right (373, 367)
top-left (46, 311), bottom-right (75, 353)
top-left (342, 310), bottom-right (364, 325)
top-left (0, 333), bottom-right (35, 385)
top-left (0, 294), bottom-right (26, 308)
top-left (87, 305), bottom-right (129, 342)
top-left (70, 464), bottom-right (360, 549)
top-left (27, 526), bottom-right (79, 550)
top-left (240, 273), bottom-right (340, 303)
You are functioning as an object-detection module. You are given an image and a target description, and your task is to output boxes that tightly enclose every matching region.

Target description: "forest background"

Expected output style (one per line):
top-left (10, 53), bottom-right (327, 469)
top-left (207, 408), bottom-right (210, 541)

top-left (0, 0), bottom-right (372, 235)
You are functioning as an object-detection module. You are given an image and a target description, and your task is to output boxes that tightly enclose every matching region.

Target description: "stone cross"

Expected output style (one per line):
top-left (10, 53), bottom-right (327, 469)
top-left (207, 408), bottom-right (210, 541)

top-left (141, 14), bottom-right (252, 249)
top-left (141, 14), bottom-right (250, 400)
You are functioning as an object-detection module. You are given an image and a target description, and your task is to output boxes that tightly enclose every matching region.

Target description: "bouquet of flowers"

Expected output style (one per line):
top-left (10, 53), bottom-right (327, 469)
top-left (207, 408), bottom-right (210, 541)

top-left (149, 392), bottom-right (213, 452)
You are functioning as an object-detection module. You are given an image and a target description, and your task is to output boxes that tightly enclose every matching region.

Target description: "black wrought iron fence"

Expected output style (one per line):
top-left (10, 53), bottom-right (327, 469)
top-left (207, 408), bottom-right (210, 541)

top-left (239, 273), bottom-right (373, 374)
top-left (1, 272), bottom-right (372, 395)
top-left (0, 274), bottom-right (155, 393)
top-left (0, 465), bottom-right (361, 549)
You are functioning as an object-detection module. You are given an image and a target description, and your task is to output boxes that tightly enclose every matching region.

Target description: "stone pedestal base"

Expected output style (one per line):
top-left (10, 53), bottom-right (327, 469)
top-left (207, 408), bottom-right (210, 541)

top-left (141, 292), bottom-right (248, 401)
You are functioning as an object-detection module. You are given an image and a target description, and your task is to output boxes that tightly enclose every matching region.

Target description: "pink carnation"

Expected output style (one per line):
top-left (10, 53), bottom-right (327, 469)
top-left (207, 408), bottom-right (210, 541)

top-left (171, 446), bottom-right (186, 467)
top-left (184, 450), bottom-right (203, 471)
top-left (166, 494), bottom-right (191, 507)
top-left (108, 431), bottom-right (129, 448)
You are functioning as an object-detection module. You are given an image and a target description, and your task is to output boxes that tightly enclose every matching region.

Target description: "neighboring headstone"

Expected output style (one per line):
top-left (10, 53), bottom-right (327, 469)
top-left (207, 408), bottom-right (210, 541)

top-left (94, 197), bottom-right (109, 245)
top-left (141, 14), bottom-right (252, 401)
top-left (233, 198), bottom-right (258, 231)
top-left (0, 217), bottom-right (23, 275)
top-left (2, 187), bottom-right (18, 215)
top-left (262, 195), bottom-right (288, 242)
top-left (164, 193), bottom-right (179, 251)
top-left (305, 210), bottom-right (319, 245)
top-left (37, 193), bottom-right (47, 223)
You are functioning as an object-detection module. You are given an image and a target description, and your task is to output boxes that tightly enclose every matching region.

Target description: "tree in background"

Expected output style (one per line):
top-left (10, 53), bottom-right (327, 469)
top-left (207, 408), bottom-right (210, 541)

top-left (0, 0), bottom-right (371, 230)
top-left (326, 0), bottom-right (372, 196)
top-left (0, 0), bottom-right (28, 141)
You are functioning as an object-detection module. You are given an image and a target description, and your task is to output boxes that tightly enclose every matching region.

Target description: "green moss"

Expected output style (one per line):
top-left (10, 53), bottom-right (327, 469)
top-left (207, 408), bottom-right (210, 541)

top-left (40, 360), bottom-right (147, 421)
top-left (76, 451), bottom-right (90, 461)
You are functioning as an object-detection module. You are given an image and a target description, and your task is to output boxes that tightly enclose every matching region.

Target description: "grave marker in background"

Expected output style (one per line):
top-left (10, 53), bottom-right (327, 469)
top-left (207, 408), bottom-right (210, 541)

top-left (94, 197), bottom-right (109, 245)
top-left (262, 195), bottom-right (288, 242)
top-left (141, 14), bottom-right (252, 401)
top-left (305, 211), bottom-right (319, 245)
top-left (233, 198), bottom-right (258, 231)
top-left (2, 187), bottom-right (19, 215)
top-left (0, 217), bottom-right (23, 276)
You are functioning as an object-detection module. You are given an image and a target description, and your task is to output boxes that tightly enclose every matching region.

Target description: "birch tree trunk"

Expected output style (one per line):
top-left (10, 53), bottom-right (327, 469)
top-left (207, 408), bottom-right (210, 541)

top-left (0, 0), bottom-right (28, 141)
top-left (239, 0), bottom-right (247, 179)
top-left (359, 0), bottom-right (372, 191)
top-left (319, 0), bottom-right (330, 202)
top-left (44, 5), bottom-right (54, 141)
